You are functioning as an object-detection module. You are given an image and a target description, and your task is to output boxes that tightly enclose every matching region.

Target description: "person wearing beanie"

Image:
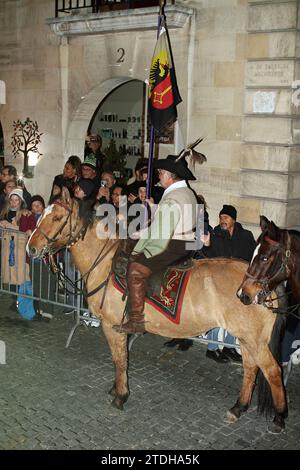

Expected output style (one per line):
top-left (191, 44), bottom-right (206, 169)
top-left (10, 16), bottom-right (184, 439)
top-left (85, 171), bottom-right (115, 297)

top-left (74, 178), bottom-right (96, 200)
top-left (0, 187), bottom-right (36, 233)
top-left (219, 204), bottom-right (237, 222)
top-left (201, 203), bottom-right (257, 364)
top-left (81, 155), bottom-right (101, 190)
top-left (8, 188), bottom-right (25, 202)
top-left (82, 154), bottom-right (97, 171)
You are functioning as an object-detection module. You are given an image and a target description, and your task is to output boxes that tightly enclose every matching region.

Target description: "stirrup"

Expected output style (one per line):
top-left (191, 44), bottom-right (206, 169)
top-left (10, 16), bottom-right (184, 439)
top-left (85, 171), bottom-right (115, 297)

top-left (113, 320), bottom-right (146, 335)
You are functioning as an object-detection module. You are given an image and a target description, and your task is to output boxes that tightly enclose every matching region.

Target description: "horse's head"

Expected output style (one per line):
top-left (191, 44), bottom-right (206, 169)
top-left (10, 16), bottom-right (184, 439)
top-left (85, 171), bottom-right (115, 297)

top-left (27, 187), bottom-right (82, 258)
top-left (237, 215), bottom-right (291, 305)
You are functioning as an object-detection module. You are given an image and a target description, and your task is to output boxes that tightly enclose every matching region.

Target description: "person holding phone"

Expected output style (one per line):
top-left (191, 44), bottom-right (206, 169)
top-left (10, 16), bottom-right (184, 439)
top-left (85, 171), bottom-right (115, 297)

top-left (0, 165), bottom-right (32, 209)
top-left (95, 171), bottom-right (116, 205)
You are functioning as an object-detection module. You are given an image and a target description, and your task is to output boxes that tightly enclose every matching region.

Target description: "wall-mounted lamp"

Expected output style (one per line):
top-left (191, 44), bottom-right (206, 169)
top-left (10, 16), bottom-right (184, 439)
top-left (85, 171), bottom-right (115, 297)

top-left (27, 150), bottom-right (40, 178)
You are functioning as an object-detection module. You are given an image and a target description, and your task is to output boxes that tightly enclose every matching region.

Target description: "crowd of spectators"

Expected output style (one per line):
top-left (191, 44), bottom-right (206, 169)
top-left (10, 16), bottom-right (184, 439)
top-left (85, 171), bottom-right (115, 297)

top-left (0, 134), bottom-right (299, 367)
top-left (0, 134), bottom-right (160, 322)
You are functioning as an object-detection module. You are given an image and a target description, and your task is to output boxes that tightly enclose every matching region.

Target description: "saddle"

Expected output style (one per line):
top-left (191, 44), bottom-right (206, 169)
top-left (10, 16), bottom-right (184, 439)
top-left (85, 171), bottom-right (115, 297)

top-left (112, 247), bottom-right (192, 323)
top-left (112, 240), bottom-right (193, 298)
top-left (146, 258), bottom-right (193, 297)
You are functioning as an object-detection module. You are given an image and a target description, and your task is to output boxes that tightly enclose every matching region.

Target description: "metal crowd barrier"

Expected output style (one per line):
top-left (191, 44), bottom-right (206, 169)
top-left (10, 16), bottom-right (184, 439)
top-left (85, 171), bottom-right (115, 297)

top-left (0, 227), bottom-right (240, 353)
top-left (0, 227), bottom-right (100, 348)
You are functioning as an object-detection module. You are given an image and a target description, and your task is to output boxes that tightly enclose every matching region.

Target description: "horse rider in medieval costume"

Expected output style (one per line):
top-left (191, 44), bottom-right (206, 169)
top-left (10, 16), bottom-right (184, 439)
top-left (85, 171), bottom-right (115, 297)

top-left (114, 140), bottom-right (206, 335)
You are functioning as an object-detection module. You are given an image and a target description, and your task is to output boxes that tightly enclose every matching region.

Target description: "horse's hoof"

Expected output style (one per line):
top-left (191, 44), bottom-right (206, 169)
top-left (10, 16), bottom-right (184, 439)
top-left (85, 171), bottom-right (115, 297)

top-left (224, 410), bottom-right (239, 424)
top-left (111, 393), bottom-right (129, 410)
top-left (268, 416), bottom-right (285, 434)
top-left (111, 397), bottom-right (124, 410)
top-left (267, 421), bottom-right (285, 434)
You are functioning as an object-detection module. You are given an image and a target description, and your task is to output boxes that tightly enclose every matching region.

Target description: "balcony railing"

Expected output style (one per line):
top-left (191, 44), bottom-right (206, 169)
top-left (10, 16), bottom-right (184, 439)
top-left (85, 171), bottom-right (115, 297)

top-left (55, 0), bottom-right (175, 18)
top-left (49, 0), bottom-right (190, 36)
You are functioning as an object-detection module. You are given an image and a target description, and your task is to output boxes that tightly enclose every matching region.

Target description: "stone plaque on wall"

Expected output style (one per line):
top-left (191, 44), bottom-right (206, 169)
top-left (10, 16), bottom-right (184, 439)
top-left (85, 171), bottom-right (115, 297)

top-left (246, 60), bottom-right (294, 87)
top-left (253, 91), bottom-right (276, 113)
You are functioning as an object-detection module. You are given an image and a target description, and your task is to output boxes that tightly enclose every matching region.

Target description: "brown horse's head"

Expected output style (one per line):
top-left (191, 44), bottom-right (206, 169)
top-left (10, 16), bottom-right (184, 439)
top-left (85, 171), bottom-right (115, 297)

top-left (27, 187), bottom-right (82, 258)
top-left (237, 216), bottom-right (291, 305)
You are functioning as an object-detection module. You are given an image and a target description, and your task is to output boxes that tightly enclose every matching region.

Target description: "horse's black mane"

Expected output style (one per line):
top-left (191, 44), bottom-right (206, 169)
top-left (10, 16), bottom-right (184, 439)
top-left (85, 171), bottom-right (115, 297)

top-left (288, 229), bottom-right (300, 241)
top-left (77, 198), bottom-right (96, 229)
top-left (258, 227), bottom-right (300, 245)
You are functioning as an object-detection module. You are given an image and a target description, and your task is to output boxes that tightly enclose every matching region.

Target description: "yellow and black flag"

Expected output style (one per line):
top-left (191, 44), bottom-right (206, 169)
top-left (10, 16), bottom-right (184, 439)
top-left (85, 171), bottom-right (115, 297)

top-left (148, 20), bottom-right (182, 133)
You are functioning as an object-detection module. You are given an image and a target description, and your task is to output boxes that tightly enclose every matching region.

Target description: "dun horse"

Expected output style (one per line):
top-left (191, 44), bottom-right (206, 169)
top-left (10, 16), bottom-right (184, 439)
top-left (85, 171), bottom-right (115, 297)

top-left (27, 190), bottom-right (287, 433)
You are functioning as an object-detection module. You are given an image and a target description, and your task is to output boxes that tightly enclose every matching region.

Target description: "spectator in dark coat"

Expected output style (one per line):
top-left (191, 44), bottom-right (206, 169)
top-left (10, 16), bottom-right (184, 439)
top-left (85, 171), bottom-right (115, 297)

top-left (202, 204), bottom-right (256, 363)
top-left (30, 195), bottom-right (45, 222)
top-left (51, 155), bottom-right (82, 199)
top-left (74, 178), bottom-right (96, 201)
top-left (202, 204), bottom-right (256, 261)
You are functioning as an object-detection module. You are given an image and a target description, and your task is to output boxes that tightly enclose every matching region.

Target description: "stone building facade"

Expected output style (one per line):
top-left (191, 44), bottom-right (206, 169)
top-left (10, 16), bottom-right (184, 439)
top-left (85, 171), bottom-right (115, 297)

top-left (0, 0), bottom-right (299, 232)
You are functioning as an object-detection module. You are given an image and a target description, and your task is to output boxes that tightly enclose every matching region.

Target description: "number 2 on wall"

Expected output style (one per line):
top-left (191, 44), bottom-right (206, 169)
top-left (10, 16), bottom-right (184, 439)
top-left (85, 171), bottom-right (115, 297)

top-left (117, 48), bottom-right (125, 63)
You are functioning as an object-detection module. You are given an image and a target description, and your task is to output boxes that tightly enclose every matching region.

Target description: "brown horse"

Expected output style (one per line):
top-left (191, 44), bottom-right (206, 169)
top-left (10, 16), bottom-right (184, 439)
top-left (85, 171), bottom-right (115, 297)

top-left (27, 190), bottom-right (287, 433)
top-left (238, 215), bottom-right (300, 308)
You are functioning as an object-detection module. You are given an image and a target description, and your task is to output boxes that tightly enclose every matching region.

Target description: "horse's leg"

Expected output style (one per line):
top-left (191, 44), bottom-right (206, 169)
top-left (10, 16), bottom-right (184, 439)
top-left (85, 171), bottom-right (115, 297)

top-left (101, 321), bottom-right (129, 410)
top-left (225, 345), bottom-right (258, 423)
top-left (256, 348), bottom-right (287, 433)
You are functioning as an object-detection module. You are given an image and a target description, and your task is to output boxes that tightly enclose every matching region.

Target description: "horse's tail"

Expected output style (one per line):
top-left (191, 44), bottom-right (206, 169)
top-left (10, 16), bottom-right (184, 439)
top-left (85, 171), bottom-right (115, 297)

top-left (256, 312), bottom-right (285, 417)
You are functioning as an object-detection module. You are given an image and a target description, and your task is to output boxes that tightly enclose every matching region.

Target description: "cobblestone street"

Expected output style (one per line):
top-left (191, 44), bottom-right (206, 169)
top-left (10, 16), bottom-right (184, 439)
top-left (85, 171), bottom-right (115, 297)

top-left (0, 292), bottom-right (299, 450)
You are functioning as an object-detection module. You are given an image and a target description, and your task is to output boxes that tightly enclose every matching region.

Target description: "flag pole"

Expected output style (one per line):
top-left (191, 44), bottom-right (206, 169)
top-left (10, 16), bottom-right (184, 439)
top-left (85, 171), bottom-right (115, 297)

top-left (146, 0), bottom-right (166, 201)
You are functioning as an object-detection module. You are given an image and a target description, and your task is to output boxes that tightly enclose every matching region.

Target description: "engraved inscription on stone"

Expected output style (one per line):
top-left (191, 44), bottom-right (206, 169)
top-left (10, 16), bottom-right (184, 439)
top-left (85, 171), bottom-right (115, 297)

top-left (246, 61), bottom-right (293, 87)
top-left (253, 91), bottom-right (276, 113)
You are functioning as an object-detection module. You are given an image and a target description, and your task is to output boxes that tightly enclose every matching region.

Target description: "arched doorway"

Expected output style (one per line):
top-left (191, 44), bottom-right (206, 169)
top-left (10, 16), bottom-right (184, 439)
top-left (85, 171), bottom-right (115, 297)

top-left (65, 77), bottom-right (179, 178)
top-left (87, 79), bottom-right (145, 180)
top-left (66, 78), bottom-right (146, 174)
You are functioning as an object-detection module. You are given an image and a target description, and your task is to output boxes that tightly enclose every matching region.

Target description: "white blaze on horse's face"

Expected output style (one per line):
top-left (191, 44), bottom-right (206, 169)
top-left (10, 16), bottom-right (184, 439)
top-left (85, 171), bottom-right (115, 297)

top-left (236, 287), bottom-right (242, 298)
top-left (37, 204), bottom-right (54, 227)
top-left (26, 204), bottom-right (54, 255)
top-left (249, 244), bottom-right (262, 305)
top-left (250, 243), bottom-right (260, 267)
top-left (236, 244), bottom-right (261, 303)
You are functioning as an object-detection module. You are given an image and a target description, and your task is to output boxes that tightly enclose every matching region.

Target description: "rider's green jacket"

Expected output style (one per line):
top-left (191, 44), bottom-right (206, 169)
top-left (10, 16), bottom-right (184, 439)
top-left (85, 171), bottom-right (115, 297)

top-left (133, 181), bottom-right (198, 259)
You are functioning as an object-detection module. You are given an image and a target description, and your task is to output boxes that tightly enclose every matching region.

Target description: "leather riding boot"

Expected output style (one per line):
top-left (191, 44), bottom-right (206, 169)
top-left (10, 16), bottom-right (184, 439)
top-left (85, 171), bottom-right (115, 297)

top-left (114, 262), bottom-right (152, 334)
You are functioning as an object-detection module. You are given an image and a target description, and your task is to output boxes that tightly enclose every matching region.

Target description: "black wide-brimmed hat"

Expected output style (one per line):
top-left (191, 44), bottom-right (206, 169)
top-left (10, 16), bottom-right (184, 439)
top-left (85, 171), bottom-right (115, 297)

top-left (156, 155), bottom-right (196, 180)
top-left (155, 137), bottom-right (207, 181)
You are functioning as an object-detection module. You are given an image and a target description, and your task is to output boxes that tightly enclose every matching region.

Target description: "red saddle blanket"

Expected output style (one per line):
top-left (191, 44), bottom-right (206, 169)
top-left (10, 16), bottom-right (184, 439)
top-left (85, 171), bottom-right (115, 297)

top-left (112, 268), bottom-right (191, 324)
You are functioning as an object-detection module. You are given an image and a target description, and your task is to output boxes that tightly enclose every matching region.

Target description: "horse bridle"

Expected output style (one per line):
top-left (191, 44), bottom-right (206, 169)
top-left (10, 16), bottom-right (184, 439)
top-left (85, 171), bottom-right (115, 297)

top-left (35, 200), bottom-right (86, 254)
top-left (244, 233), bottom-right (291, 293)
top-left (36, 198), bottom-right (118, 301)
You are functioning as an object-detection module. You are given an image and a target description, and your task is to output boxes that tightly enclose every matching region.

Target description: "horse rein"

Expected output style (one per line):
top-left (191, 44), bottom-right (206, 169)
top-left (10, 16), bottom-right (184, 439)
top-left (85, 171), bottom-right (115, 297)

top-left (35, 200), bottom-right (81, 255)
top-left (244, 232), bottom-right (300, 316)
top-left (39, 199), bottom-right (118, 301)
top-left (244, 233), bottom-right (292, 289)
